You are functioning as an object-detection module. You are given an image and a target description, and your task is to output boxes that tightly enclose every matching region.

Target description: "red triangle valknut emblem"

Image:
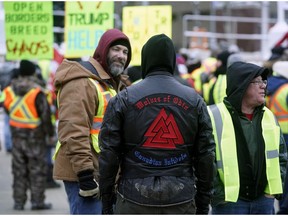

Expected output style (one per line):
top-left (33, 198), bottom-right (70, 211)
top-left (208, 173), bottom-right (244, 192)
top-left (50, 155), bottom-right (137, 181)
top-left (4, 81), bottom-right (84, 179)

top-left (143, 108), bottom-right (184, 149)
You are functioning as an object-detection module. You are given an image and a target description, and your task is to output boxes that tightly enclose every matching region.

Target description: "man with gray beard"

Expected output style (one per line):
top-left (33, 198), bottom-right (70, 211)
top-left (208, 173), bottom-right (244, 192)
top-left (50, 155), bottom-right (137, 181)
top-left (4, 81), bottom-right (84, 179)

top-left (52, 29), bottom-right (132, 214)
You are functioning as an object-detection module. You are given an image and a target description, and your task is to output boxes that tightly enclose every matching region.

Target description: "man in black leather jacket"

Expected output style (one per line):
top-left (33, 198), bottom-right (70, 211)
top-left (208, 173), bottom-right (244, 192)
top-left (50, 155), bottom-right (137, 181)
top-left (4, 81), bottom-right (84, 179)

top-left (99, 34), bottom-right (216, 214)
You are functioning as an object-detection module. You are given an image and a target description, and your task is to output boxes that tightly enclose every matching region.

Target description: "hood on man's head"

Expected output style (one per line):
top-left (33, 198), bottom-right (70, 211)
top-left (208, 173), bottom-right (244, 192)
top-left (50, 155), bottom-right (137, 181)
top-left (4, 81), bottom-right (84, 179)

top-left (92, 28), bottom-right (131, 72)
top-left (226, 62), bottom-right (268, 112)
top-left (19, 60), bottom-right (36, 76)
top-left (141, 34), bottom-right (176, 79)
top-left (254, 65), bottom-right (269, 81)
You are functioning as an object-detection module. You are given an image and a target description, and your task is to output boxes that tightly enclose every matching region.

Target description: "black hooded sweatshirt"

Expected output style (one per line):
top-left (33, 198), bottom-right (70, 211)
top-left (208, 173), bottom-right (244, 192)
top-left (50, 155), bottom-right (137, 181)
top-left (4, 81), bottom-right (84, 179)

top-left (141, 34), bottom-right (176, 78)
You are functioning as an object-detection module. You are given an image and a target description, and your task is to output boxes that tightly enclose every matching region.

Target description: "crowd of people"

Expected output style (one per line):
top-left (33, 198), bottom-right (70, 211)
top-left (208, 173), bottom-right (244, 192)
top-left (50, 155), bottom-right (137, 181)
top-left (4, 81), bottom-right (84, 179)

top-left (0, 28), bottom-right (287, 215)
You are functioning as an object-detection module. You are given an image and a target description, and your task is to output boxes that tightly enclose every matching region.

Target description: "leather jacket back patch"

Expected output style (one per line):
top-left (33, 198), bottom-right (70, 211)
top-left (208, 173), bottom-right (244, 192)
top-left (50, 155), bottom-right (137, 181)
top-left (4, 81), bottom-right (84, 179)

top-left (143, 108), bottom-right (184, 149)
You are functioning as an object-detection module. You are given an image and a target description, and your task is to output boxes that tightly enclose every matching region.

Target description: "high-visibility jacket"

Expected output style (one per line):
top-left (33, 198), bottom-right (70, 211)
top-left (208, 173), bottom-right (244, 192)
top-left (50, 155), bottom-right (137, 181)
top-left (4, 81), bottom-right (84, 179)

top-left (212, 75), bottom-right (226, 104)
top-left (3, 86), bottom-right (41, 129)
top-left (89, 78), bottom-right (116, 152)
top-left (53, 78), bottom-right (116, 159)
top-left (203, 76), bottom-right (216, 104)
top-left (266, 83), bottom-right (288, 134)
top-left (208, 102), bottom-right (282, 202)
top-left (193, 57), bottom-right (217, 96)
top-left (191, 67), bottom-right (203, 94)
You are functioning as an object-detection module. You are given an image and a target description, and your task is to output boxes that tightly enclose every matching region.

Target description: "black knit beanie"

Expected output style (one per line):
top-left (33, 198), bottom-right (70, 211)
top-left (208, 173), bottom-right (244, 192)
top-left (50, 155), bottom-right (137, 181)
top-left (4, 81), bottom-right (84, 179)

top-left (19, 60), bottom-right (36, 76)
top-left (110, 39), bottom-right (130, 50)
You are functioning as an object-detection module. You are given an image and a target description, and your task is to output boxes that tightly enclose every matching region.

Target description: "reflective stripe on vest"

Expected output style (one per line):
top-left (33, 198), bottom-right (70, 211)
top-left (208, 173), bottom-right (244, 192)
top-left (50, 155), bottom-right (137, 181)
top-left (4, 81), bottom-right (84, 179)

top-left (208, 102), bottom-right (282, 202)
top-left (4, 86), bottom-right (41, 129)
top-left (213, 75), bottom-right (226, 104)
top-left (208, 102), bottom-right (239, 202)
top-left (53, 78), bottom-right (116, 160)
top-left (262, 106), bottom-right (282, 195)
top-left (89, 78), bottom-right (116, 153)
top-left (267, 83), bottom-right (288, 134)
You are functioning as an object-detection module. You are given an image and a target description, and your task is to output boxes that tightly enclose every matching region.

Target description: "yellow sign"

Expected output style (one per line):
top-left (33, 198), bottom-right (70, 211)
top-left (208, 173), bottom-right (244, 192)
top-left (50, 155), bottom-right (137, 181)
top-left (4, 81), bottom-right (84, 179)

top-left (123, 5), bottom-right (172, 66)
top-left (4, 2), bottom-right (53, 60)
top-left (65, 1), bottom-right (114, 58)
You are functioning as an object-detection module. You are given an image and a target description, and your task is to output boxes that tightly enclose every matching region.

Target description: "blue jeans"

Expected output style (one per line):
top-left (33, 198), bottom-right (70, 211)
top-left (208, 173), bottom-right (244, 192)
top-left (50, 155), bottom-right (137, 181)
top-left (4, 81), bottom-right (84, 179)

top-left (212, 195), bottom-right (275, 214)
top-left (46, 146), bottom-right (53, 165)
top-left (63, 181), bottom-right (102, 214)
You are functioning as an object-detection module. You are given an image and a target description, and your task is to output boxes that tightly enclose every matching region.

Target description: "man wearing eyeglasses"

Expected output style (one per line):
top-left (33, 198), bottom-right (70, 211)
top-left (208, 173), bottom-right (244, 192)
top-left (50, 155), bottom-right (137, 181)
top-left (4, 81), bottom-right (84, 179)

top-left (208, 61), bottom-right (287, 214)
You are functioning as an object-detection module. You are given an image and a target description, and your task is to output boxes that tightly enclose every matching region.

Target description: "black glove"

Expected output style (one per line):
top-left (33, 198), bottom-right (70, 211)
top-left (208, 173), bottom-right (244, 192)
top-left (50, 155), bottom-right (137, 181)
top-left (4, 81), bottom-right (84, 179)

top-left (77, 170), bottom-right (100, 199)
top-left (195, 194), bottom-right (210, 214)
top-left (101, 193), bottom-right (116, 214)
top-left (196, 208), bottom-right (209, 215)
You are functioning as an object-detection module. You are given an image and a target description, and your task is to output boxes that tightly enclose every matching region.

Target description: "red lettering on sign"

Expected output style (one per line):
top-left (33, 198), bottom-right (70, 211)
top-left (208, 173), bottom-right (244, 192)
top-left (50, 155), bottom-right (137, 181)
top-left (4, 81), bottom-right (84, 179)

top-left (6, 39), bottom-right (49, 56)
top-left (143, 108), bottom-right (184, 149)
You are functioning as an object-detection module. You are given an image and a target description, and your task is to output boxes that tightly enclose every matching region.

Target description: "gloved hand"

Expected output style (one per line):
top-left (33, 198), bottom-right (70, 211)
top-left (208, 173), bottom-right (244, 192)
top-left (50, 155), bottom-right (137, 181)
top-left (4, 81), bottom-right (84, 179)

top-left (77, 170), bottom-right (100, 199)
top-left (195, 193), bottom-right (210, 214)
top-left (101, 193), bottom-right (116, 214)
top-left (196, 208), bottom-right (209, 215)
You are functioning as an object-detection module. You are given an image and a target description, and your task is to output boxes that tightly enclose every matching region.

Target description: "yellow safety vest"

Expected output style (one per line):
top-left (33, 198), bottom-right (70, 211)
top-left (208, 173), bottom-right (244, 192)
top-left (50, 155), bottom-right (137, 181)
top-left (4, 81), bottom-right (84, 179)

top-left (194, 57), bottom-right (217, 97)
top-left (266, 83), bottom-right (288, 134)
top-left (53, 78), bottom-right (116, 160)
top-left (203, 76), bottom-right (216, 104)
top-left (208, 102), bottom-right (282, 202)
top-left (191, 67), bottom-right (203, 95)
top-left (89, 78), bottom-right (116, 152)
top-left (3, 86), bottom-right (41, 129)
top-left (213, 75), bottom-right (226, 104)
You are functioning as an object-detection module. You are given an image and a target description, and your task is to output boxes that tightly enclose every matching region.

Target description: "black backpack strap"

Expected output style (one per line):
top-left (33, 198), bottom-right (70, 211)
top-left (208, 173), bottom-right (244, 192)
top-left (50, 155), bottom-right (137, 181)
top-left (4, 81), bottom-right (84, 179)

top-left (79, 61), bottom-right (99, 77)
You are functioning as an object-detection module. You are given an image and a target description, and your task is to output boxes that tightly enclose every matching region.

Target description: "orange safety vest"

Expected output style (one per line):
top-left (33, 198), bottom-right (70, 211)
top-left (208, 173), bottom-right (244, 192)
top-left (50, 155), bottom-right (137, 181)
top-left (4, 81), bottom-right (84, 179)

top-left (3, 86), bottom-right (41, 129)
top-left (266, 83), bottom-right (288, 134)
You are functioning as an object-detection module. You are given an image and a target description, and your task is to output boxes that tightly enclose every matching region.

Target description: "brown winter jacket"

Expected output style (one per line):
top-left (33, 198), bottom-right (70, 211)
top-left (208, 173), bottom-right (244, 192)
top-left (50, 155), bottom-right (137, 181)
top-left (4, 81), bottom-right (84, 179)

top-left (53, 57), bottom-right (129, 182)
